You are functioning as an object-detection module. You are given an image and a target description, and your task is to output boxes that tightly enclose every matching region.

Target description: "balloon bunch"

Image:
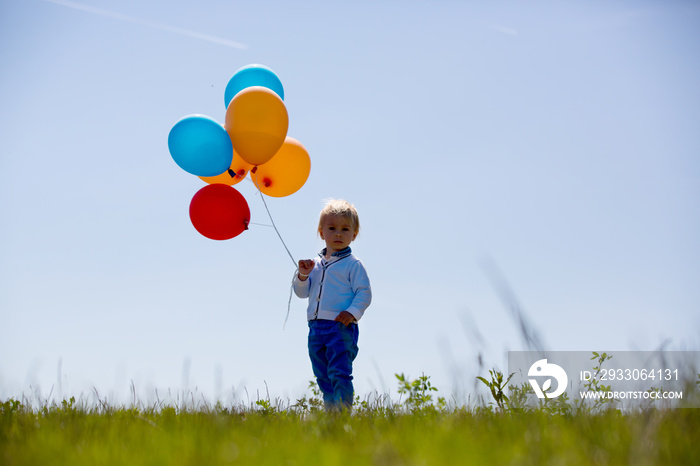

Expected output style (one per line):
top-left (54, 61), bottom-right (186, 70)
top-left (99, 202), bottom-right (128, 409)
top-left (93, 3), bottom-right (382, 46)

top-left (168, 65), bottom-right (311, 241)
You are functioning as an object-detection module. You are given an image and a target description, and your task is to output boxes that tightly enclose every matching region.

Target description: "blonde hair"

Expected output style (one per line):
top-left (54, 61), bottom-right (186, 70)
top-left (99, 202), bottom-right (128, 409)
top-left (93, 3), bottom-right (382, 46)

top-left (318, 199), bottom-right (360, 234)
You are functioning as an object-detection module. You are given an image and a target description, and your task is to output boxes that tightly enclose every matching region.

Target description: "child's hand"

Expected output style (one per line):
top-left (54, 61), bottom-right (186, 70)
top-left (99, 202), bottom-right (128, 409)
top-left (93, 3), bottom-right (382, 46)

top-left (335, 311), bottom-right (355, 326)
top-left (298, 259), bottom-right (314, 280)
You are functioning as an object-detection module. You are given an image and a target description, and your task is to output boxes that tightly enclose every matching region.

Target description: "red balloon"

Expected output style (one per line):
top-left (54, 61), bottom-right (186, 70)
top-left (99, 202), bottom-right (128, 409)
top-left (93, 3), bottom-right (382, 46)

top-left (189, 184), bottom-right (250, 240)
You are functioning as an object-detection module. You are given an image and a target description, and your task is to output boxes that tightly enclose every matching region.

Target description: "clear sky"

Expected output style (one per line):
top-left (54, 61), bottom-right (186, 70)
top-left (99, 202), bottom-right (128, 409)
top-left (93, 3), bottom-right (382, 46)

top-left (1, 0), bottom-right (698, 406)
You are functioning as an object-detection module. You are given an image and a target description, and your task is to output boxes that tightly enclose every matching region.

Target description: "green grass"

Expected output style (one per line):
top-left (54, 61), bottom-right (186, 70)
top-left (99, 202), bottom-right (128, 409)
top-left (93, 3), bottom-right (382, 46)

top-left (2, 394), bottom-right (699, 465)
top-left (3, 358), bottom-right (699, 465)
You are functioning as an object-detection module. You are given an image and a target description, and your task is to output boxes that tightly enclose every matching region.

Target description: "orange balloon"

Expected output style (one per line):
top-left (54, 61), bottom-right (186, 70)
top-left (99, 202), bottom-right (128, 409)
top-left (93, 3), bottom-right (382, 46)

top-left (251, 137), bottom-right (311, 197)
top-left (225, 86), bottom-right (288, 166)
top-left (199, 150), bottom-right (254, 186)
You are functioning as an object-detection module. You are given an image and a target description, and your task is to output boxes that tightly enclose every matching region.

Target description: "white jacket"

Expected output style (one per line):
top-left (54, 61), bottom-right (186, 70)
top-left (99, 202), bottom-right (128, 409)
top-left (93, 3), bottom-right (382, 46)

top-left (293, 247), bottom-right (372, 322)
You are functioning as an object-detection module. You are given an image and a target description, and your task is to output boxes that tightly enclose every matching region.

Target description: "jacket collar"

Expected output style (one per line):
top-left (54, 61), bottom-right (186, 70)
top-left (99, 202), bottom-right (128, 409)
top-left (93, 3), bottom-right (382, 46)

top-left (319, 247), bottom-right (352, 262)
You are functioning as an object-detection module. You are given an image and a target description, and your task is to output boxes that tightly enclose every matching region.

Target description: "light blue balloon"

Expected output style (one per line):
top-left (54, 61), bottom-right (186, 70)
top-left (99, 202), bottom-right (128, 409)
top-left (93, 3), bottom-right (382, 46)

top-left (224, 64), bottom-right (284, 108)
top-left (168, 115), bottom-right (233, 177)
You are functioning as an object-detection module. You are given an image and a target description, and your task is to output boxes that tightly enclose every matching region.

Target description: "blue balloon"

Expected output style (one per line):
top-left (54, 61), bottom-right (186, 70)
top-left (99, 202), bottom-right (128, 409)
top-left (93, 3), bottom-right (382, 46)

top-left (224, 64), bottom-right (284, 108)
top-left (168, 115), bottom-right (233, 177)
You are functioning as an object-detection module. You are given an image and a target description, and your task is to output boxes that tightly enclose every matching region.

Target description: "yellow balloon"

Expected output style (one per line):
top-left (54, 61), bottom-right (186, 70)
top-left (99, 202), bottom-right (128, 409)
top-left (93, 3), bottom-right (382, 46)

top-left (251, 137), bottom-right (311, 197)
top-left (198, 150), bottom-right (254, 186)
top-left (225, 86), bottom-right (288, 166)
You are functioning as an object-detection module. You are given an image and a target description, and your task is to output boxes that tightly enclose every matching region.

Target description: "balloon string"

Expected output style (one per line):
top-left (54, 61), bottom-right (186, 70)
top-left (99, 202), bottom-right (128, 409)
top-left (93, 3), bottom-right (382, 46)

top-left (256, 186), bottom-right (297, 267)
top-left (254, 184), bottom-right (297, 330)
top-left (283, 270), bottom-right (296, 330)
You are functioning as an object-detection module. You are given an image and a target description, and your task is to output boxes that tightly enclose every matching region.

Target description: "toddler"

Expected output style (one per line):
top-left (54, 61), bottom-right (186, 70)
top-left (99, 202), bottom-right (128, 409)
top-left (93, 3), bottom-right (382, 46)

top-left (293, 199), bottom-right (372, 411)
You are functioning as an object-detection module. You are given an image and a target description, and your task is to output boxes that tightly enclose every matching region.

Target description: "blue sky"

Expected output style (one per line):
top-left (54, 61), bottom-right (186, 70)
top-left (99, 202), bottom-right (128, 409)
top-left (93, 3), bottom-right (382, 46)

top-left (1, 0), bottom-right (698, 405)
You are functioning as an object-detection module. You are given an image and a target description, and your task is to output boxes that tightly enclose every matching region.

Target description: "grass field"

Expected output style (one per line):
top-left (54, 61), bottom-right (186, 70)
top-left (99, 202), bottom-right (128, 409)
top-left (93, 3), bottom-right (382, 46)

top-left (3, 373), bottom-right (699, 466)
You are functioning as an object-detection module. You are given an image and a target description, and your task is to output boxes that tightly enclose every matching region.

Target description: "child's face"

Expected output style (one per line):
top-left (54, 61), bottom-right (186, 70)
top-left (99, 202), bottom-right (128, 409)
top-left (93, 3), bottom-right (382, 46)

top-left (319, 214), bottom-right (357, 253)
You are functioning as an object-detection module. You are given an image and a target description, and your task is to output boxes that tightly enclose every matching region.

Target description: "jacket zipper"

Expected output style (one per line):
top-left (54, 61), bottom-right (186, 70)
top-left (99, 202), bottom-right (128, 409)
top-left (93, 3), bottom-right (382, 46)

top-left (313, 264), bottom-right (327, 319)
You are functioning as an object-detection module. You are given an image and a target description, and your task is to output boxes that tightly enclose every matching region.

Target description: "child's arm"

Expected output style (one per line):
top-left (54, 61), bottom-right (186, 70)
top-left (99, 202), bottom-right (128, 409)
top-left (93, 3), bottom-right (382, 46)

top-left (343, 261), bottom-right (372, 322)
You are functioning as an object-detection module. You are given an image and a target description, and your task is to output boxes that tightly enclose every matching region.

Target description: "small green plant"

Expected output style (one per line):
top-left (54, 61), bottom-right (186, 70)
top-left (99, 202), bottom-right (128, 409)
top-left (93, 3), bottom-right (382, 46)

top-left (291, 380), bottom-right (324, 414)
top-left (573, 351), bottom-right (618, 414)
top-left (61, 396), bottom-right (77, 411)
top-left (395, 373), bottom-right (443, 411)
top-left (254, 398), bottom-right (277, 415)
top-left (540, 390), bottom-right (573, 415)
top-left (1, 399), bottom-right (22, 415)
top-left (506, 381), bottom-right (533, 412)
top-left (477, 369), bottom-right (514, 412)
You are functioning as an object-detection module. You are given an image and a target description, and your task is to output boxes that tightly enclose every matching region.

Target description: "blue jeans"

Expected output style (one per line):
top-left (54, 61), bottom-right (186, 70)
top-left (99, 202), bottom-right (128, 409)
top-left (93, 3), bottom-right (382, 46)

top-left (308, 320), bottom-right (359, 410)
